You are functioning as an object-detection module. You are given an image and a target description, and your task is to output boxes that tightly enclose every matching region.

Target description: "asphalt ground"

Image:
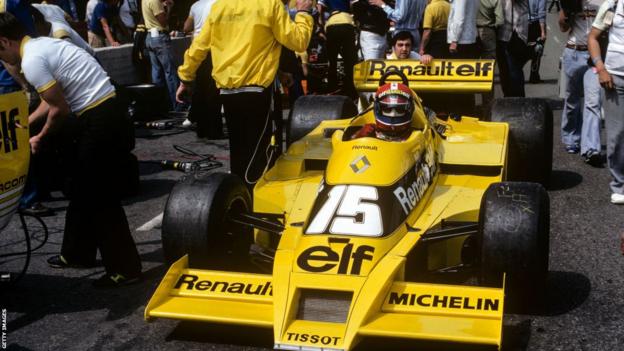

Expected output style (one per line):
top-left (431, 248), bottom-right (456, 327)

top-left (2, 12), bottom-right (624, 351)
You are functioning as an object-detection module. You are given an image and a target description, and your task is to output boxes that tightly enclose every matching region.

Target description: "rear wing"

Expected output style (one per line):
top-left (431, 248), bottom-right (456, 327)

top-left (353, 59), bottom-right (495, 93)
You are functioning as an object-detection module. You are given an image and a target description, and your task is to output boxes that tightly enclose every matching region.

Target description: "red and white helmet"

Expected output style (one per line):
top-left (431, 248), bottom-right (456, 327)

top-left (373, 82), bottom-right (414, 136)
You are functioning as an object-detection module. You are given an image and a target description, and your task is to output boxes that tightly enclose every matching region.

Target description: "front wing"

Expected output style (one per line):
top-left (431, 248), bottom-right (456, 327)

top-left (145, 256), bottom-right (504, 350)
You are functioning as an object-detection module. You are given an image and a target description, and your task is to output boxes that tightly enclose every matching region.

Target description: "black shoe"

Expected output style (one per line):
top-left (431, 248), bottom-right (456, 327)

top-left (47, 255), bottom-right (96, 269)
top-left (583, 152), bottom-right (604, 167)
top-left (19, 203), bottom-right (54, 217)
top-left (565, 144), bottom-right (580, 154)
top-left (92, 273), bottom-right (142, 288)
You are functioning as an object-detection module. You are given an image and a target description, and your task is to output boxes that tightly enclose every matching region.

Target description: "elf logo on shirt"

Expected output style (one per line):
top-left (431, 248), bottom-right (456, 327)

top-left (0, 108), bottom-right (20, 154)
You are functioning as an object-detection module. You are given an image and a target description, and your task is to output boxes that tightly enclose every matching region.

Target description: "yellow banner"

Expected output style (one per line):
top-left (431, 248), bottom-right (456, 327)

top-left (0, 91), bottom-right (29, 230)
top-left (354, 59), bottom-right (495, 93)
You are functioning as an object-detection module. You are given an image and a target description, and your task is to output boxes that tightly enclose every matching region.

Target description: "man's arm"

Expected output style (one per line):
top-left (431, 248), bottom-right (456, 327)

top-left (183, 16), bottom-right (194, 34)
top-left (271, 0), bottom-right (314, 53)
top-left (494, 0), bottom-right (504, 27)
top-left (29, 83), bottom-right (70, 154)
top-left (538, 0), bottom-right (547, 40)
top-left (588, 27), bottom-right (612, 89)
top-left (448, 0), bottom-right (467, 52)
top-left (176, 9), bottom-right (213, 102)
top-left (420, 29), bottom-right (431, 55)
top-left (558, 10), bottom-right (570, 32)
top-left (28, 100), bottom-right (49, 126)
top-left (370, 0), bottom-right (405, 22)
top-left (100, 17), bottom-right (120, 46)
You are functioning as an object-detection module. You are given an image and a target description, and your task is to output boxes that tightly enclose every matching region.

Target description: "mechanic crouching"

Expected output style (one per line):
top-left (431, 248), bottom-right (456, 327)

top-left (0, 13), bottom-right (142, 287)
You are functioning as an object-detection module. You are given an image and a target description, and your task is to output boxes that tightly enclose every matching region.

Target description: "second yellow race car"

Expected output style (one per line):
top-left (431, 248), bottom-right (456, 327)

top-left (145, 59), bottom-right (553, 350)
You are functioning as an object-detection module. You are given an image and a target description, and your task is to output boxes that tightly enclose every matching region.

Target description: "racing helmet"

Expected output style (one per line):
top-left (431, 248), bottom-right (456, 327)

top-left (373, 82), bottom-right (414, 136)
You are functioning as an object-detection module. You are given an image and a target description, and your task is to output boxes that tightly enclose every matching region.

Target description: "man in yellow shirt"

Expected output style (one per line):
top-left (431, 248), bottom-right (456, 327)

top-left (419, 0), bottom-right (450, 58)
top-left (176, 0), bottom-right (313, 189)
top-left (142, 0), bottom-right (178, 109)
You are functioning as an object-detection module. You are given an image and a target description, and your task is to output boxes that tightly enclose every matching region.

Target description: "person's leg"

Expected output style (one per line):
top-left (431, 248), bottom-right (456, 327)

top-left (505, 37), bottom-right (529, 97)
top-left (560, 48), bottom-right (586, 150)
top-left (151, 34), bottom-right (180, 110)
top-left (339, 25), bottom-right (358, 100)
top-left (145, 36), bottom-right (165, 90)
top-left (325, 26), bottom-right (340, 93)
top-left (604, 75), bottom-right (624, 198)
top-left (478, 27), bottom-right (497, 60)
top-left (497, 40), bottom-right (512, 96)
top-left (580, 67), bottom-right (603, 158)
top-left (81, 100), bottom-right (141, 277)
top-left (359, 30), bottom-right (387, 60)
top-left (221, 90), bottom-right (273, 190)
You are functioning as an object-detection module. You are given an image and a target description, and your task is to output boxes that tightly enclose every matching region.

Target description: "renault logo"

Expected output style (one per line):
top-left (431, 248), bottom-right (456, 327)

top-left (350, 155), bottom-right (370, 174)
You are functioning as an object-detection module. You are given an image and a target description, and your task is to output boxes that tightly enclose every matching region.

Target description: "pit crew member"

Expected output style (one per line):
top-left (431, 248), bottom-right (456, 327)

top-left (0, 13), bottom-right (142, 287)
top-left (175, 0), bottom-right (313, 190)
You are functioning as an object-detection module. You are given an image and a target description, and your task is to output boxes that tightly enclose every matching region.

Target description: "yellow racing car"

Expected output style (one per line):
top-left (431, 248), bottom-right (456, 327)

top-left (145, 59), bottom-right (553, 350)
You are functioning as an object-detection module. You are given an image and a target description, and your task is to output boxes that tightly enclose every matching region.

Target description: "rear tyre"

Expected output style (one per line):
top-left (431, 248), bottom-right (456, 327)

top-left (478, 181), bottom-right (549, 312)
top-left (161, 172), bottom-right (253, 270)
top-left (287, 95), bottom-right (357, 146)
top-left (488, 98), bottom-right (553, 186)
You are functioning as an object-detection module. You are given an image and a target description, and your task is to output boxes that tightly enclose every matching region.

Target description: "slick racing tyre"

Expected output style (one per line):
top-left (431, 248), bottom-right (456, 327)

top-left (478, 181), bottom-right (549, 312)
top-left (488, 98), bottom-right (553, 186)
top-left (161, 172), bottom-right (253, 270)
top-left (287, 95), bottom-right (357, 146)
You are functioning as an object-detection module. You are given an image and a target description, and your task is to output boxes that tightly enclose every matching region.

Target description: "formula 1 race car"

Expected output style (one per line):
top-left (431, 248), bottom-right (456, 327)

top-left (0, 91), bottom-right (29, 232)
top-left (145, 59), bottom-right (553, 350)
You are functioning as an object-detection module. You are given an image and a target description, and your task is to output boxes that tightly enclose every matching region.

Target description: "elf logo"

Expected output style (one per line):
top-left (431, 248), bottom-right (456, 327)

top-left (297, 238), bottom-right (374, 275)
top-left (0, 108), bottom-right (19, 154)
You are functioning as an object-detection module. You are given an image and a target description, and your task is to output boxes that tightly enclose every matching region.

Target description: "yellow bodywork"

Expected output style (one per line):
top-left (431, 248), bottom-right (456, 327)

top-left (0, 91), bottom-right (29, 231)
top-left (146, 60), bottom-right (509, 350)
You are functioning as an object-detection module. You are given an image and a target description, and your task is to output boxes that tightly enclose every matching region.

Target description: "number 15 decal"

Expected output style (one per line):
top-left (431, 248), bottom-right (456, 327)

top-left (306, 185), bottom-right (383, 237)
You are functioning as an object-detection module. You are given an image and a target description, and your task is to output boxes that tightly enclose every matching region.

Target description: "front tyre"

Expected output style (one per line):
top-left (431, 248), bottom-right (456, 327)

top-left (161, 173), bottom-right (253, 270)
top-left (478, 181), bottom-right (549, 312)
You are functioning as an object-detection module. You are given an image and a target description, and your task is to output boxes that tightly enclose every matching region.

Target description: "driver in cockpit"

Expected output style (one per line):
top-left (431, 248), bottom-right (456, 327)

top-left (351, 81), bottom-right (415, 141)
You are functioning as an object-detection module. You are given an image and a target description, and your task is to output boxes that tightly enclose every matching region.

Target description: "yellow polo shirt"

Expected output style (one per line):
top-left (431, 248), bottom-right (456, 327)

top-left (423, 0), bottom-right (450, 31)
top-left (142, 0), bottom-right (166, 31)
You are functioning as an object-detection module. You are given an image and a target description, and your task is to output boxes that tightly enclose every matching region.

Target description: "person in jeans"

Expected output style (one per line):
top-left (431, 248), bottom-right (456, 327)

top-left (142, 0), bottom-right (179, 109)
top-left (558, 0), bottom-right (604, 161)
top-left (588, 0), bottom-right (624, 203)
top-left (352, 0), bottom-right (389, 59)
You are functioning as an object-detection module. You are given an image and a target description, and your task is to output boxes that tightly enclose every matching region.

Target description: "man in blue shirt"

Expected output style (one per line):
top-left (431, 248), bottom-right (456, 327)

top-left (88, 0), bottom-right (122, 47)
top-left (369, 0), bottom-right (427, 48)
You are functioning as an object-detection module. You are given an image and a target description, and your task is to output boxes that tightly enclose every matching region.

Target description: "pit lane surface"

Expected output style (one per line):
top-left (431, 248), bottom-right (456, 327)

top-left (2, 13), bottom-right (624, 351)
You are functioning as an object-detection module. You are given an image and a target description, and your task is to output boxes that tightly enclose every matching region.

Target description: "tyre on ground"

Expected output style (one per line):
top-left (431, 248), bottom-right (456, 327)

top-left (161, 172), bottom-right (253, 270)
top-left (478, 181), bottom-right (550, 312)
top-left (488, 98), bottom-right (553, 186)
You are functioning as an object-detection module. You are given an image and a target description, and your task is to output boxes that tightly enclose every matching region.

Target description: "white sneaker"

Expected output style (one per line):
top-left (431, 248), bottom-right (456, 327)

top-left (611, 193), bottom-right (624, 204)
top-left (182, 118), bottom-right (192, 127)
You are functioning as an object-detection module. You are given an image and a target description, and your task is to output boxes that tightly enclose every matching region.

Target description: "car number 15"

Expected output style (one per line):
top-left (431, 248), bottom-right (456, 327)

top-left (306, 185), bottom-right (383, 237)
